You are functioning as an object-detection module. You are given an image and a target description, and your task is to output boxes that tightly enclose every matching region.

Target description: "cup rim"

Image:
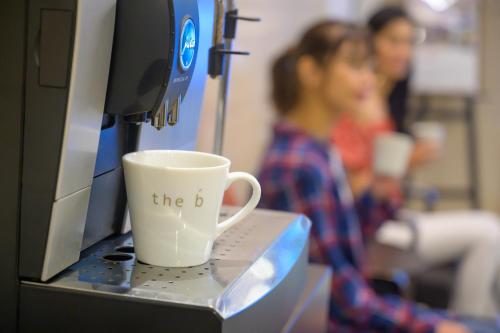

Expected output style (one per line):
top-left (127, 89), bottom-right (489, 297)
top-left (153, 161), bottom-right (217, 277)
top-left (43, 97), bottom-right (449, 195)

top-left (122, 150), bottom-right (231, 171)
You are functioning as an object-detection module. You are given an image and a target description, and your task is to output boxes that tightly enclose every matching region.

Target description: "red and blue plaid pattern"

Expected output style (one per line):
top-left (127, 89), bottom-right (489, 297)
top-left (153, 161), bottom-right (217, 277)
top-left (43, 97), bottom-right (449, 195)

top-left (258, 122), bottom-right (444, 332)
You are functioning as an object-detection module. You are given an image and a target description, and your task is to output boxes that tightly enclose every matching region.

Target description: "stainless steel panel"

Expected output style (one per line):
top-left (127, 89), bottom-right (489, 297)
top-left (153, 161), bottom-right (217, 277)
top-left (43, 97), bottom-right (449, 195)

top-left (54, 0), bottom-right (116, 200)
top-left (28, 208), bottom-right (311, 320)
top-left (283, 264), bottom-right (332, 333)
top-left (42, 0), bottom-right (116, 282)
top-left (41, 187), bottom-right (91, 281)
top-left (137, 0), bottom-right (215, 152)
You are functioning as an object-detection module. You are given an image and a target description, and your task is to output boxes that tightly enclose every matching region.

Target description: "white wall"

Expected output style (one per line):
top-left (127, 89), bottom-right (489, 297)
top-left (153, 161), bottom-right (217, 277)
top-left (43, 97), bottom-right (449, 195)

top-left (197, 0), bottom-right (360, 202)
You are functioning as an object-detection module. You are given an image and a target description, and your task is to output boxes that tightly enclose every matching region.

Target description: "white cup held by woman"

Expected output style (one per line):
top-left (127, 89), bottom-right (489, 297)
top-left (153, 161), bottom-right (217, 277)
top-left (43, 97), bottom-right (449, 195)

top-left (373, 133), bottom-right (414, 178)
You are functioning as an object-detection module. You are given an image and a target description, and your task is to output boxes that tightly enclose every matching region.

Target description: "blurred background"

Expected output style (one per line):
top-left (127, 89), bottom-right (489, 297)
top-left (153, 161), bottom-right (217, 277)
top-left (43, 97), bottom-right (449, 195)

top-left (197, 0), bottom-right (500, 213)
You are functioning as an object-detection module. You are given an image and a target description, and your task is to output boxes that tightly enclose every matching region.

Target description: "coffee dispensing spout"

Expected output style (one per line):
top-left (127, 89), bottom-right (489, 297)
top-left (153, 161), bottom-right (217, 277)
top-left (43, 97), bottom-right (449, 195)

top-left (152, 103), bottom-right (168, 130)
top-left (151, 95), bottom-right (182, 131)
top-left (168, 96), bottom-right (182, 127)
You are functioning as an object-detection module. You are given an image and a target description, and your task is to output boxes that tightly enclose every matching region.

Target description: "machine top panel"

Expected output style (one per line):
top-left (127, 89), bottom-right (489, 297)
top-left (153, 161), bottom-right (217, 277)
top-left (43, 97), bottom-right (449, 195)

top-left (23, 209), bottom-right (310, 319)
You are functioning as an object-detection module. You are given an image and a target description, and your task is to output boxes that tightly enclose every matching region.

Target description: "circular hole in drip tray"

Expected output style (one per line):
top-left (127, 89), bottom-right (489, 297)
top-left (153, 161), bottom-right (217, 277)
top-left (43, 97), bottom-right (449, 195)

top-left (103, 254), bottom-right (133, 262)
top-left (115, 246), bottom-right (135, 254)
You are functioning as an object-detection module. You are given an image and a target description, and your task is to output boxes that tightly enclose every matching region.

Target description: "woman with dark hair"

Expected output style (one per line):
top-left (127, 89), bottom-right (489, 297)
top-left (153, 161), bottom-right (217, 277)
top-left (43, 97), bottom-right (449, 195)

top-left (258, 20), bottom-right (474, 333)
top-left (331, 5), bottom-right (500, 322)
top-left (369, 5), bottom-right (439, 165)
top-left (332, 6), bottom-right (437, 191)
top-left (369, 5), bottom-right (412, 133)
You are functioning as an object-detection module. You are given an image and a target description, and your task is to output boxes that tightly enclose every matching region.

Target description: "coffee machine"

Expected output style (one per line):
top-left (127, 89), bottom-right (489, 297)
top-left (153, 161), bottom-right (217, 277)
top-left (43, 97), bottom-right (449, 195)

top-left (0, 0), bottom-right (331, 332)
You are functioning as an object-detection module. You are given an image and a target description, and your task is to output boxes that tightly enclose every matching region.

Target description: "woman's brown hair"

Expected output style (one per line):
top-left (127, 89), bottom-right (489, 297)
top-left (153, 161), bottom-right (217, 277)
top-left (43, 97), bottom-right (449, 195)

top-left (271, 20), bottom-right (370, 115)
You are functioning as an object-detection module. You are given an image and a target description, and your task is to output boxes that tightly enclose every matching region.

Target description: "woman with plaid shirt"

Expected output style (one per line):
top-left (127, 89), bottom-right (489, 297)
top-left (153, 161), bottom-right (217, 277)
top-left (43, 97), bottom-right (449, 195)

top-left (258, 21), bottom-right (486, 333)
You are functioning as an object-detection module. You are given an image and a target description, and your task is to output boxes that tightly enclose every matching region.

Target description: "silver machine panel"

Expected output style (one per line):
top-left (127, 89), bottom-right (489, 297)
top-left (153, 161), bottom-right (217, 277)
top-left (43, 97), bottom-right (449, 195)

top-left (23, 208), bottom-right (312, 332)
top-left (54, 0), bottom-right (115, 201)
top-left (41, 187), bottom-right (91, 281)
top-left (41, 0), bottom-right (116, 281)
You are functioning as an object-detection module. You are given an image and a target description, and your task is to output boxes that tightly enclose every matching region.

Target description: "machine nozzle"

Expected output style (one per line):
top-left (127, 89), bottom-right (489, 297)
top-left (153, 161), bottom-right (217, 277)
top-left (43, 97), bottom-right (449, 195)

top-left (167, 95), bottom-right (182, 126)
top-left (152, 102), bottom-right (168, 131)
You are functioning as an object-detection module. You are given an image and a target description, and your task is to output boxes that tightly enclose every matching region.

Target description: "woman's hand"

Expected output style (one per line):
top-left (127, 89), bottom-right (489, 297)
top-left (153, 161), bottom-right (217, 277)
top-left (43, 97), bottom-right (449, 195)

top-left (436, 321), bottom-right (471, 333)
top-left (347, 170), bottom-right (373, 198)
top-left (371, 175), bottom-right (401, 201)
top-left (347, 170), bottom-right (401, 201)
top-left (409, 140), bottom-right (441, 169)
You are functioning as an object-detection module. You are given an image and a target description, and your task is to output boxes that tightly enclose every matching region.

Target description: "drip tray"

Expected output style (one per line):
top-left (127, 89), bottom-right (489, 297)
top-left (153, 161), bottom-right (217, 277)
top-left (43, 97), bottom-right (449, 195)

top-left (21, 208), bottom-right (311, 333)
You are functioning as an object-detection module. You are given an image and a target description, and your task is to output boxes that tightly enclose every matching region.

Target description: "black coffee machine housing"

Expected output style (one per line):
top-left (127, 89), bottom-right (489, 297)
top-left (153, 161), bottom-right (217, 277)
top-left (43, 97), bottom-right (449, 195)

top-left (105, 0), bottom-right (199, 124)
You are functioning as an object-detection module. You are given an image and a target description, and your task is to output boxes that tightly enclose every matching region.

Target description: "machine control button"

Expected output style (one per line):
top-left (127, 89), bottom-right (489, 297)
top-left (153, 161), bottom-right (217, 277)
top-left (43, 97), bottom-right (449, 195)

top-left (179, 18), bottom-right (196, 71)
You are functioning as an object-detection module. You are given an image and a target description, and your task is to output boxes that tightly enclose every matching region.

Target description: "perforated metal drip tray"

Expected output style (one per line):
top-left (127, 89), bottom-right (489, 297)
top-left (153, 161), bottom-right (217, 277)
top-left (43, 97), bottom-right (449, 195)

top-left (25, 208), bottom-right (310, 319)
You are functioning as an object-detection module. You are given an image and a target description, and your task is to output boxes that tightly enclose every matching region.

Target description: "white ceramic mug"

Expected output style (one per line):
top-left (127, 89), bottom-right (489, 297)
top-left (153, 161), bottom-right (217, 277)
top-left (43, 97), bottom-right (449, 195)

top-left (373, 133), bottom-right (414, 178)
top-left (122, 150), bottom-right (261, 267)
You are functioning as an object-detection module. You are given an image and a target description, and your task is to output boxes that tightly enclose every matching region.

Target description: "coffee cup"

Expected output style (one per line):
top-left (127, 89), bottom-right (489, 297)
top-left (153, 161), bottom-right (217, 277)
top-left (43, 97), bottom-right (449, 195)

top-left (123, 150), bottom-right (261, 267)
top-left (373, 133), bottom-right (414, 178)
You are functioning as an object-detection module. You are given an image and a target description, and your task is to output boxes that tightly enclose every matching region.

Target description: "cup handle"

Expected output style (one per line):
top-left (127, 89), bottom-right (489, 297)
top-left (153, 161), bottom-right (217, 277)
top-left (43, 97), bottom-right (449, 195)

top-left (215, 172), bottom-right (261, 238)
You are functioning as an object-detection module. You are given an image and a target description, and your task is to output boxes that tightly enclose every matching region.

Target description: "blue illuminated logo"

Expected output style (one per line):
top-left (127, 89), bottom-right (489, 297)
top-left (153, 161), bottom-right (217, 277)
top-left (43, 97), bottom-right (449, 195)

top-left (179, 18), bottom-right (196, 71)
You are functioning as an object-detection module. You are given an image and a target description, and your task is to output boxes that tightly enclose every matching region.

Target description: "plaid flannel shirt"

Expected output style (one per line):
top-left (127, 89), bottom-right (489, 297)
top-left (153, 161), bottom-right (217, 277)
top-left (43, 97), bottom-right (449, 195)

top-left (258, 122), bottom-right (444, 332)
